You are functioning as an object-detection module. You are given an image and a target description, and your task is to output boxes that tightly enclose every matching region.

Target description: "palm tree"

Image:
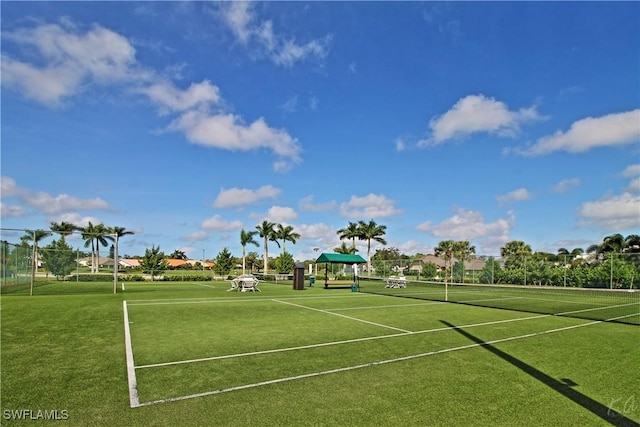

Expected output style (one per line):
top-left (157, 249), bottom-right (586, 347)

top-left (255, 220), bottom-right (279, 273)
top-left (602, 233), bottom-right (625, 253)
top-left (169, 249), bottom-right (188, 260)
top-left (21, 229), bottom-right (52, 274)
top-left (453, 241), bottom-right (476, 283)
top-left (333, 242), bottom-right (357, 254)
top-left (501, 240), bottom-right (532, 269)
top-left (624, 234), bottom-right (640, 253)
top-left (21, 229), bottom-right (52, 296)
top-left (357, 220), bottom-right (387, 274)
top-left (240, 229), bottom-right (259, 274)
top-left (109, 226), bottom-right (134, 269)
top-left (557, 247), bottom-right (583, 264)
top-left (81, 222), bottom-right (113, 273)
top-left (50, 221), bottom-right (78, 240)
top-left (93, 224), bottom-right (114, 272)
top-left (276, 224), bottom-right (301, 253)
top-left (81, 222), bottom-right (98, 273)
top-left (110, 226), bottom-right (135, 240)
top-left (587, 234), bottom-right (627, 263)
top-left (337, 222), bottom-right (360, 251)
top-left (434, 240), bottom-right (456, 285)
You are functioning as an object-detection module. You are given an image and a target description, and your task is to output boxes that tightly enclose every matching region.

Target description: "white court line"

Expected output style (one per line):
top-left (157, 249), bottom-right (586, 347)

top-left (127, 293), bottom-right (373, 306)
top-left (135, 312), bottom-right (550, 370)
top-left (330, 301), bottom-right (445, 311)
top-left (556, 301), bottom-right (639, 316)
top-left (122, 301), bottom-right (140, 408)
top-left (132, 299), bottom-right (638, 370)
top-left (134, 312), bottom-right (635, 408)
top-left (273, 298), bottom-right (412, 333)
top-left (459, 296), bottom-right (525, 304)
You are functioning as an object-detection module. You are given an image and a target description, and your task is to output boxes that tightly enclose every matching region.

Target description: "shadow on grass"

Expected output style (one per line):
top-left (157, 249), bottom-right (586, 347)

top-left (441, 320), bottom-right (639, 427)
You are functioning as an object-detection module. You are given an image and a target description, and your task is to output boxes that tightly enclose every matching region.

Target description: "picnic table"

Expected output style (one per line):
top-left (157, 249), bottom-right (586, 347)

top-left (228, 275), bottom-right (260, 292)
top-left (385, 276), bottom-right (407, 289)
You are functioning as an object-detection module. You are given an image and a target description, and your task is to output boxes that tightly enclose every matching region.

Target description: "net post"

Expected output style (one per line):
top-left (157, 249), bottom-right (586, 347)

top-left (30, 229), bottom-right (36, 296)
top-left (113, 233), bottom-right (119, 294)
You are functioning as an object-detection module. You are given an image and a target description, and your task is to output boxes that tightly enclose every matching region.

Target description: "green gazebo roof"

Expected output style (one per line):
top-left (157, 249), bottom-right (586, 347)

top-left (315, 253), bottom-right (366, 264)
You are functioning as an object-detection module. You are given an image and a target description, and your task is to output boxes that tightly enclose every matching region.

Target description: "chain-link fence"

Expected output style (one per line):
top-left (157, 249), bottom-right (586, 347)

top-left (1, 240), bottom-right (32, 287)
top-left (370, 253), bottom-right (640, 289)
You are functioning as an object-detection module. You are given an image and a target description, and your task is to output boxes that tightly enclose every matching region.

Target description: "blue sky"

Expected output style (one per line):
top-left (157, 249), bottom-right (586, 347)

top-left (1, 1), bottom-right (639, 261)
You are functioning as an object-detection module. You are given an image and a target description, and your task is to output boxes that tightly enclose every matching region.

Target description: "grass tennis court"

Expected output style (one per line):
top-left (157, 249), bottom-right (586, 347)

top-left (2, 280), bottom-right (639, 426)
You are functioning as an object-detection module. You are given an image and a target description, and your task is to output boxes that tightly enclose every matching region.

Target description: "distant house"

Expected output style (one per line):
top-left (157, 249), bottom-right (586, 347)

top-left (119, 259), bottom-right (140, 268)
top-left (165, 258), bottom-right (188, 269)
top-left (158, 259), bottom-right (215, 269)
top-left (409, 255), bottom-right (486, 274)
top-left (77, 257), bottom-right (114, 268)
top-left (185, 259), bottom-right (214, 269)
top-left (463, 258), bottom-right (486, 273)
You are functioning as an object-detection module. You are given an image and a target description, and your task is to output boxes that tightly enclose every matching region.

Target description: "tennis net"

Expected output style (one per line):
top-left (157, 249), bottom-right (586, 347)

top-left (357, 277), bottom-right (640, 326)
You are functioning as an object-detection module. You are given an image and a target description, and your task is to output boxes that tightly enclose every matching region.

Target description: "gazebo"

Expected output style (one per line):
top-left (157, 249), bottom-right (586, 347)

top-left (315, 253), bottom-right (367, 289)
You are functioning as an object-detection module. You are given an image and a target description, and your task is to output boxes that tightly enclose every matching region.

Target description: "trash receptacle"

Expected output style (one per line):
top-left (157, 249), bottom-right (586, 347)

top-left (293, 263), bottom-right (305, 290)
top-left (309, 276), bottom-right (315, 287)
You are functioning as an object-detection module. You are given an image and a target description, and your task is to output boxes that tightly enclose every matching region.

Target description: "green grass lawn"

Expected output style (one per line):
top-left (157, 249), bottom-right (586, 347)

top-left (1, 280), bottom-right (638, 426)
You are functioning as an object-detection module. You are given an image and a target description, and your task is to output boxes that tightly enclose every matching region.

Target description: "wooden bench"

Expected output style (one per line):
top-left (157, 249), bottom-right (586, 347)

top-left (324, 280), bottom-right (357, 289)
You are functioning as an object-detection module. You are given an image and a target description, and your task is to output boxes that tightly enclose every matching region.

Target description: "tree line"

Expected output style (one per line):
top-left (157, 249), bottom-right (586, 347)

top-left (14, 221), bottom-right (135, 279)
top-left (9, 216), bottom-right (640, 288)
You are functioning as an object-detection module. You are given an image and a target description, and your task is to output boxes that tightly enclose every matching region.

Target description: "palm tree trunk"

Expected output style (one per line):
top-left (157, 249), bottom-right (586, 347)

top-left (95, 238), bottom-right (100, 273)
top-left (263, 238), bottom-right (268, 273)
top-left (91, 241), bottom-right (96, 274)
top-left (367, 240), bottom-right (372, 275)
top-left (242, 246), bottom-right (246, 275)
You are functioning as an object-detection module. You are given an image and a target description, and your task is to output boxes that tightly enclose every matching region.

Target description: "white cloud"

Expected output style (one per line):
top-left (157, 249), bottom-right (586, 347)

top-left (49, 213), bottom-right (102, 228)
top-left (1, 22), bottom-right (140, 106)
top-left (395, 138), bottom-right (406, 152)
top-left (265, 206), bottom-right (298, 222)
top-left (424, 94), bottom-right (541, 145)
top-left (552, 178), bottom-right (581, 194)
top-left (0, 176), bottom-right (110, 215)
top-left (2, 20), bottom-right (304, 170)
top-left (212, 185), bottom-right (280, 208)
top-left (201, 215), bottom-right (244, 232)
top-left (621, 164), bottom-right (640, 178)
top-left (0, 203), bottom-right (25, 218)
top-left (271, 37), bottom-right (331, 67)
top-left (577, 193), bottom-right (640, 230)
top-left (220, 1), bottom-right (254, 44)
top-left (293, 222), bottom-right (359, 255)
top-left (140, 80), bottom-right (221, 114)
top-left (295, 222), bottom-right (334, 240)
top-left (23, 192), bottom-right (109, 215)
top-left (169, 111), bottom-right (302, 172)
top-left (340, 194), bottom-right (403, 218)
top-left (298, 195), bottom-right (337, 212)
top-left (218, 2), bottom-right (331, 67)
top-left (1, 176), bottom-right (20, 197)
top-left (496, 188), bottom-right (533, 205)
top-left (521, 109), bottom-right (640, 156)
top-left (626, 178), bottom-right (640, 193)
top-left (416, 208), bottom-right (515, 253)
top-left (309, 96), bottom-right (319, 111)
top-left (393, 239), bottom-right (433, 256)
top-left (183, 231), bottom-right (209, 242)
top-left (280, 94), bottom-right (298, 113)
top-left (620, 164), bottom-right (640, 193)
